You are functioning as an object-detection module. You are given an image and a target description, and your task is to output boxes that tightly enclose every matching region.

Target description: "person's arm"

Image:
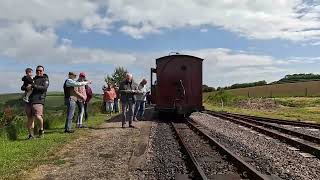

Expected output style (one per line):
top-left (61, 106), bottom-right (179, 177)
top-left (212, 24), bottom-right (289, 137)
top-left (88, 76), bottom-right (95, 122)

top-left (74, 87), bottom-right (85, 100)
top-left (66, 79), bottom-right (89, 87)
top-left (33, 79), bottom-right (49, 91)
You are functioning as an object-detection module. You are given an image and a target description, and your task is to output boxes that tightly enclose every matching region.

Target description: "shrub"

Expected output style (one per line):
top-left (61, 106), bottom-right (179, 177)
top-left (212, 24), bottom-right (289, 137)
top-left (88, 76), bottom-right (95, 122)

top-left (2, 107), bottom-right (21, 141)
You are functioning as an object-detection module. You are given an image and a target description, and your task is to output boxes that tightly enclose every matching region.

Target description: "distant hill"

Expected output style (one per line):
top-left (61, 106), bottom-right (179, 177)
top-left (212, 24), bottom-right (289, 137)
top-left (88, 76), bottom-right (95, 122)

top-left (271, 73), bottom-right (320, 84)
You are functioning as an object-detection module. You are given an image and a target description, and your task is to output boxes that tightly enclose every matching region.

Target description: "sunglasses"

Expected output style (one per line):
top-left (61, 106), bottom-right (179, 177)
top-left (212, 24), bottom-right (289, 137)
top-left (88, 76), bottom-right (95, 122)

top-left (36, 69), bottom-right (43, 72)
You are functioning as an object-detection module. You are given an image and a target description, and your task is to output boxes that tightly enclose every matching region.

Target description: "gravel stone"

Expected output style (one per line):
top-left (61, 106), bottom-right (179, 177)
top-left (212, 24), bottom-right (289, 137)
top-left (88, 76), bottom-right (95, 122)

top-left (137, 122), bottom-right (189, 180)
top-left (191, 112), bottom-right (320, 180)
top-left (174, 123), bottom-right (239, 179)
top-left (264, 122), bottom-right (320, 138)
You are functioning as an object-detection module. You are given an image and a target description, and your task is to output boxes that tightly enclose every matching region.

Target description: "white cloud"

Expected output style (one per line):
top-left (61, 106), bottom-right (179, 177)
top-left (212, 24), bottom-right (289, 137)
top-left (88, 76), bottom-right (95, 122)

top-left (1, 1), bottom-right (320, 41)
top-left (200, 29), bottom-right (208, 33)
top-left (102, 0), bottom-right (320, 41)
top-left (1, 1), bottom-right (320, 93)
top-left (1, 47), bottom-right (320, 93)
top-left (0, 0), bottom-right (98, 26)
top-left (0, 22), bottom-right (136, 65)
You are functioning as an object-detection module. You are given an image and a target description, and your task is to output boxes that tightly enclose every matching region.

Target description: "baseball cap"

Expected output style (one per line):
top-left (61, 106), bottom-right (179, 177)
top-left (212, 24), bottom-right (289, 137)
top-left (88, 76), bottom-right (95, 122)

top-left (79, 72), bottom-right (86, 77)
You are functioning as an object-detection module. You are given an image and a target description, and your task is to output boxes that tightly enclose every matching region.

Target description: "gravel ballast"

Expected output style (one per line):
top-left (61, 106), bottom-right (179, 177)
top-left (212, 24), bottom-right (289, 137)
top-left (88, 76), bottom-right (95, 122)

top-left (264, 122), bottom-right (320, 138)
top-left (191, 112), bottom-right (320, 180)
top-left (139, 122), bottom-right (189, 180)
top-left (174, 123), bottom-right (240, 179)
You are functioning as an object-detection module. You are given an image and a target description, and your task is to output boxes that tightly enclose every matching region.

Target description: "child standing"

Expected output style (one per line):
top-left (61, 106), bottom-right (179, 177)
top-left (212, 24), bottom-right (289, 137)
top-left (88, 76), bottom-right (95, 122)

top-left (21, 68), bottom-right (34, 103)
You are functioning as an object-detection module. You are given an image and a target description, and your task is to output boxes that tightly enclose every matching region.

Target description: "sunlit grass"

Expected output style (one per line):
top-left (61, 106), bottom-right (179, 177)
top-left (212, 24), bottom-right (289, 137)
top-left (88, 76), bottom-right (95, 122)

top-left (0, 113), bottom-right (110, 179)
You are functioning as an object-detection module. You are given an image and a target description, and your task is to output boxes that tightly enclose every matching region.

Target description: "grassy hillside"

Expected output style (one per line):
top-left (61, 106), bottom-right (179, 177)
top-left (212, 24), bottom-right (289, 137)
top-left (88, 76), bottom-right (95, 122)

top-left (0, 92), bottom-right (108, 179)
top-left (224, 80), bottom-right (320, 97)
top-left (204, 91), bottom-right (320, 123)
top-left (0, 92), bottom-right (103, 111)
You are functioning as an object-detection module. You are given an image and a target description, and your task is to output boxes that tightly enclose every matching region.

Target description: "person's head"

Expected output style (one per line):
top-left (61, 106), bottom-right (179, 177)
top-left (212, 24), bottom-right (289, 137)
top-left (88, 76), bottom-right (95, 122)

top-left (126, 73), bottom-right (133, 82)
top-left (79, 72), bottom-right (86, 81)
top-left (25, 68), bottom-right (33, 77)
top-left (141, 78), bottom-right (147, 86)
top-left (36, 65), bottom-right (45, 77)
top-left (68, 72), bottom-right (77, 80)
top-left (107, 82), bottom-right (112, 88)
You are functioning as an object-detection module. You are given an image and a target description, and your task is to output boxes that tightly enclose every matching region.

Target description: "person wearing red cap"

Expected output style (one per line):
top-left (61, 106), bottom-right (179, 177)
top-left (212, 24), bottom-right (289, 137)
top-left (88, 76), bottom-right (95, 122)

top-left (63, 72), bottom-right (92, 133)
top-left (75, 72), bottom-right (88, 128)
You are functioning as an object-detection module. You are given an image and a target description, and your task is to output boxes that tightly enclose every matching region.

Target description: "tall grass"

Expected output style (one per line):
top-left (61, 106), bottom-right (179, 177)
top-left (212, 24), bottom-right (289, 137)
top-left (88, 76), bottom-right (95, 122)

top-left (204, 90), bottom-right (248, 106)
top-left (0, 96), bottom-right (104, 141)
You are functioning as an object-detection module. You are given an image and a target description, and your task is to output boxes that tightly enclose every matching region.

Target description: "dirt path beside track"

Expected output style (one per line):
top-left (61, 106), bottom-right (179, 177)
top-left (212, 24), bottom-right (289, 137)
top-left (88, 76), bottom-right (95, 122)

top-left (23, 116), bottom-right (152, 180)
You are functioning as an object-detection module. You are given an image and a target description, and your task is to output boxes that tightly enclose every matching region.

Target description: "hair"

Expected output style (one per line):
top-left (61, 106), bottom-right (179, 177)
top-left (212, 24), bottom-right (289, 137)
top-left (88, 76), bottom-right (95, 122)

top-left (36, 65), bottom-right (44, 70)
top-left (25, 68), bottom-right (33, 74)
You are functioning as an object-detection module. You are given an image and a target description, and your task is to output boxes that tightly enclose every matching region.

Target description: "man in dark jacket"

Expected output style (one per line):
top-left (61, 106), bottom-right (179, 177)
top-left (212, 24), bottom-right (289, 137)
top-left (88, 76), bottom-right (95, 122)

top-left (119, 73), bottom-right (138, 128)
top-left (22, 65), bottom-right (49, 139)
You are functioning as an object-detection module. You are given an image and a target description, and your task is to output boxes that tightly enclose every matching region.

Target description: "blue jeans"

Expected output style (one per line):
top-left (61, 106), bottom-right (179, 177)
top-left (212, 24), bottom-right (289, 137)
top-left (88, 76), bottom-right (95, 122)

top-left (114, 99), bottom-right (119, 113)
top-left (65, 98), bottom-right (76, 131)
top-left (105, 102), bottom-right (114, 113)
top-left (77, 101), bottom-right (85, 127)
top-left (134, 100), bottom-right (146, 118)
top-left (121, 101), bottom-right (135, 126)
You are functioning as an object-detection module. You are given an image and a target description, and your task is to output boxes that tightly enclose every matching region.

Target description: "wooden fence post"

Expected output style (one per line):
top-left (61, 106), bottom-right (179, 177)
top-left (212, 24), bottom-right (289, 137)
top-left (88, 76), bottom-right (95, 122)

top-left (305, 88), bottom-right (308, 97)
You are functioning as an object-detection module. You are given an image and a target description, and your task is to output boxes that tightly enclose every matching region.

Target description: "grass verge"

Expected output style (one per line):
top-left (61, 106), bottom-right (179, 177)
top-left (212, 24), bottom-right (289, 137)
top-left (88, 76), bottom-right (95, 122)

top-left (0, 113), bottom-right (114, 179)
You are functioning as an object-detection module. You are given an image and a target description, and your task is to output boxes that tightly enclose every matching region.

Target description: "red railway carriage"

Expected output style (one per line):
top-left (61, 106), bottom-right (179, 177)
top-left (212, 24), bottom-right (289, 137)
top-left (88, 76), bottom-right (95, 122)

top-left (151, 54), bottom-right (204, 116)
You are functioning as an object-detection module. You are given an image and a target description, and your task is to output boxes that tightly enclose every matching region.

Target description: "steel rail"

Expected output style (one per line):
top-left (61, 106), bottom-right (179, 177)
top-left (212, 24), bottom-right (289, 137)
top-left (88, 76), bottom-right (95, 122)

top-left (185, 119), bottom-right (271, 180)
top-left (171, 122), bottom-right (208, 180)
top-left (206, 111), bottom-right (320, 159)
top-left (215, 111), bottom-right (320, 144)
top-left (224, 112), bottom-right (320, 129)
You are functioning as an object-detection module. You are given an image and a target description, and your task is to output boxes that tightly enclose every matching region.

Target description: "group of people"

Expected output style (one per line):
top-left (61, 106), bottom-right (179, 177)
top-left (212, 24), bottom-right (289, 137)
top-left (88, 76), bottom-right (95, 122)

top-left (103, 73), bottom-right (148, 128)
top-left (21, 67), bottom-right (148, 139)
top-left (63, 72), bottom-right (93, 133)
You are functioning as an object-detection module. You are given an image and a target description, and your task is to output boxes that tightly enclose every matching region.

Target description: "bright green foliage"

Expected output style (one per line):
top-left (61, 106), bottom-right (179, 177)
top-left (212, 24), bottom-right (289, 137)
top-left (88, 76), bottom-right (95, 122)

top-left (105, 67), bottom-right (128, 86)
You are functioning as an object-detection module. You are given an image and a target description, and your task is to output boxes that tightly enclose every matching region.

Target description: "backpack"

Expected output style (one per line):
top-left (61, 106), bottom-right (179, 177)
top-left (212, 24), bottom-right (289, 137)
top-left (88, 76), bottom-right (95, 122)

top-left (85, 85), bottom-right (93, 103)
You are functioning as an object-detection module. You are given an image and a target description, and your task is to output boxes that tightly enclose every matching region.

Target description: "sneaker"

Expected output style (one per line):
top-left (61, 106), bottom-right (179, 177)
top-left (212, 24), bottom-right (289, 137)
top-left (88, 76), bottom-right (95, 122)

top-left (133, 117), bottom-right (139, 122)
top-left (38, 130), bottom-right (44, 138)
top-left (129, 125), bottom-right (135, 128)
top-left (79, 125), bottom-right (87, 128)
top-left (64, 129), bottom-right (75, 133)
top-left (27, 134), bottom-right (34, 140)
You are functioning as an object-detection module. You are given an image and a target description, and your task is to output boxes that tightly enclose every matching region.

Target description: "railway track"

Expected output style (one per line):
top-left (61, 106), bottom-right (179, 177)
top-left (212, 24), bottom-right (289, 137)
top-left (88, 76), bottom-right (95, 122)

top-left (205, 111), bottom-right (320, 159)
top-left (224, 112), bottom-right (320, 129)
top-left (171, 119), bottom-right (272, 180)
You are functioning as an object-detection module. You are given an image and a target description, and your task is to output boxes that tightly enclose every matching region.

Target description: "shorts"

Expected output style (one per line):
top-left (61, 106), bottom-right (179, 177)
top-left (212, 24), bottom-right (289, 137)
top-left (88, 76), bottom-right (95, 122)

top-left (25, 103), bottom-right (43, 118)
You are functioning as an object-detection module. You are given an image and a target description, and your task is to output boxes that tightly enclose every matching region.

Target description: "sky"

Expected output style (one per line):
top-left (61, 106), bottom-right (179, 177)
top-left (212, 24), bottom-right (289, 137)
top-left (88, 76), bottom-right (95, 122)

top-left (1, 0), bottom-right (320, 93)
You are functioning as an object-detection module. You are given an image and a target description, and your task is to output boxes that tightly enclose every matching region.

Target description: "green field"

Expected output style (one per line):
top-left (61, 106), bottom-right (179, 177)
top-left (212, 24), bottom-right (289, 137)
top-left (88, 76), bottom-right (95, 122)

top-left (204, 91), bottom-right (320, 123)
top-left (0, 92), bottom-right (108, 179)
top-left (226, 80), bottom-right (320, 97)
